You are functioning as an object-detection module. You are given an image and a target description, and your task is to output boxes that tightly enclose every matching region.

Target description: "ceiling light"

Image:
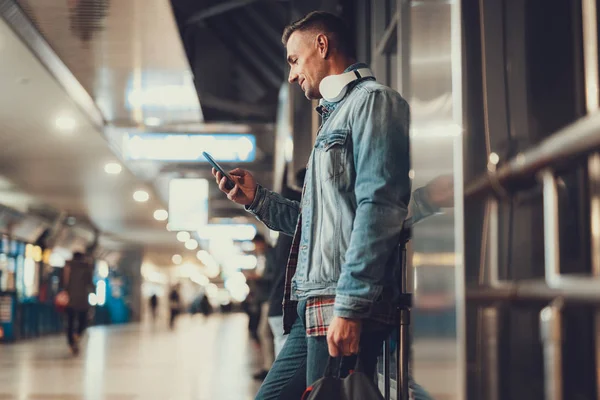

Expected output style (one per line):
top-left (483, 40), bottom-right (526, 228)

top-left (153, 209), bottom-right (168, 221)
top-left (172, 254), bottom-right (183, 265)
top-left (97, 261), bottom-right (109, 279)
top-left (185, 239), bottom-right (198, 250)
top-left (489, 152), bottom-right (500, 165)
top-left (96, 280), bottom-right (106, 306)
top-left (206, 283), bottom-right (218, 297)
top-left (177, 231), bottom-right (191, 242)
top-left (104, 162), bottom-right (122, 175)
top-left (145, 117), bottom-right (161, 126)
top-left (197, 250), bottom-right (220, 278)
top-left (133, 190), bottom-right (149, 202)
top-left (191, 272), bottom-right (209, 286)
top-left (55, 115), bottom-right (76, 132)
top-left (49, 253), bottom-right (66, 268)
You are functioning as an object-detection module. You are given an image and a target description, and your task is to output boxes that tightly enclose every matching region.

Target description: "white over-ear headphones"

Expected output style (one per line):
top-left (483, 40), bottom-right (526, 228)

top-left (319, 68), bottom-right (375, 103)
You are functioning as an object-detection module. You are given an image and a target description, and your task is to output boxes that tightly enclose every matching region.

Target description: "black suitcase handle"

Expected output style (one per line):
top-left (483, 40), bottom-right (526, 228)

top-left (382, 226), bottom-right (413, 400)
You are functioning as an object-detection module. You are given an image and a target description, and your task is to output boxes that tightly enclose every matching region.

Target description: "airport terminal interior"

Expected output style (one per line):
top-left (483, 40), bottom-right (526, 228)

top-left (0, 0), bottom-right (600, 399)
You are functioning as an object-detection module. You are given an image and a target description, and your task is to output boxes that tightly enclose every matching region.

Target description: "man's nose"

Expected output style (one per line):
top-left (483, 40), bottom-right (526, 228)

top-left (288, 70), bottom-right (298, 84)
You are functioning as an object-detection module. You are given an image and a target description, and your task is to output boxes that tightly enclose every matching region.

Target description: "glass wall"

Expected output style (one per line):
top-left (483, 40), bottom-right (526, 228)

top-left (354, 1), bottom-right (466, 398)
top-left (407, 2), bottom-right (464, 399)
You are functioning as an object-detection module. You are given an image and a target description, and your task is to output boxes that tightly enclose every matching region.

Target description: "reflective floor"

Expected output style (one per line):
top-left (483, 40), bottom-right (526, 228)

top-left (0, 314), bottom-right (262, 400)
top-left (0, 313), bottom-right (457, 400)
top-left (412, 339), bottom-right (459, 400)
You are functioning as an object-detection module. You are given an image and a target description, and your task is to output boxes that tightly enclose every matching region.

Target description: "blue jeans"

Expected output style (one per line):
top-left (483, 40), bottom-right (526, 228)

top-left (255, 300), bottom-right (433, 400)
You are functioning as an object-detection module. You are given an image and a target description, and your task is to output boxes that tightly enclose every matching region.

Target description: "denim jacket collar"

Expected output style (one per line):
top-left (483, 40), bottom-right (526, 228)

top-left (316, 62), bottom-right (372, 120)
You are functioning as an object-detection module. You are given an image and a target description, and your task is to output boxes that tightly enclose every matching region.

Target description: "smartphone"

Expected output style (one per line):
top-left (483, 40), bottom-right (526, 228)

top-left (202, 151), bottom-right (236, 190)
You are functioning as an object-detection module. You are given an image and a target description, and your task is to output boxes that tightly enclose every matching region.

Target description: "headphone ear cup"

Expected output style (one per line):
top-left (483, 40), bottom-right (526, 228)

top-left (329, 86), bottom-right (348, 103)
top-left (320, 76), bottom-right (349, 102)
top-left (319, 68), bottom-right (375, 102)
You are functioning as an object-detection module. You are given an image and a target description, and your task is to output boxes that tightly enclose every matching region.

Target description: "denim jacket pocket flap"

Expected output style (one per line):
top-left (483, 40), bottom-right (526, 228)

top-left (314, 129), bottom-right (350, 151)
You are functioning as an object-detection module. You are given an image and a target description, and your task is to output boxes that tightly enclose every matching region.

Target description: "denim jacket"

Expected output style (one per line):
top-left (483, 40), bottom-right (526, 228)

top-left (247, 63), bottom-right (417, 319)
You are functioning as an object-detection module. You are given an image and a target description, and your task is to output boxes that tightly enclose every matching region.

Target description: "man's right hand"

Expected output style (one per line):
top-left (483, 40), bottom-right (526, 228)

top-left (212, 167), bottom-right (257, 206)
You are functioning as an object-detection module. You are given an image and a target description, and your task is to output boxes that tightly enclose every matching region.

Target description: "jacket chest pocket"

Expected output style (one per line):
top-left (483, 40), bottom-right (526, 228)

top-left (314, 129), bottom-right (349, 182)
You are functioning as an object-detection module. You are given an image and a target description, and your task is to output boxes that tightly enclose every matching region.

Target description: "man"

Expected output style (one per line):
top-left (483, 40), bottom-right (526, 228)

top-left (214, 11), bottom-right (428, 399)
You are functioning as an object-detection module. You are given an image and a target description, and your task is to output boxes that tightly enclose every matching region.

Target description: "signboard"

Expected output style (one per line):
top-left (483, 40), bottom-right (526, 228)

top-left (122, 133), bottom-right (256, 162)
top-left (168, 179), bottom-right (209, 231)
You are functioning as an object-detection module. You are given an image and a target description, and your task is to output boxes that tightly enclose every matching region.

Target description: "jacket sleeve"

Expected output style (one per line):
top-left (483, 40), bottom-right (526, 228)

top-left (245, 185), bottom-right (301, 236)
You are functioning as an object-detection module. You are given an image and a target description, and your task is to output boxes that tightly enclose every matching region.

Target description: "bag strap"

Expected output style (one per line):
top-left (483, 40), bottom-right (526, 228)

top-left (325, 353), bottom-right (368, 378)
top-left (324, 356), bottom-right (343, 378)
top-left (352, 353), bottom-right (367, 373)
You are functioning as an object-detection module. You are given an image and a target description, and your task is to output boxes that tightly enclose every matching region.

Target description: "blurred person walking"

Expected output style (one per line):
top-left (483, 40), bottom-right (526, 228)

top-left (168, 285), bottom-right (181, 329)
top-left (252, 233), bottom-right (277, 381)
top-left (63, 251), bottom-right (94, 355)
top-left (149, 293), bottom-right (158, 322)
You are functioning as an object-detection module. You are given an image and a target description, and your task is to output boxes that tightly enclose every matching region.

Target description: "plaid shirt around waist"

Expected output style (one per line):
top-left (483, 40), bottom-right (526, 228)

top-left (283, 214), bottom-right (400, 337)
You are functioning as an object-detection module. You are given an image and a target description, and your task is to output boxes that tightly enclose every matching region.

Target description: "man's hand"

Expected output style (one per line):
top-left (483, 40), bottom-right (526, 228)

top-left (212, 167), bottom-right (257, 206)
top-left (425, 175), bottom-right (454, 208)
top-left (327, 316), bottom-right (362, 357)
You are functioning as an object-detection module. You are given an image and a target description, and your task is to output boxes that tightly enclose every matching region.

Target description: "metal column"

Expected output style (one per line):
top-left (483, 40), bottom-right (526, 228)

top-left (582, 0), bottom-right (600, 396)
top-left (480, 197), bottom-right (500, 400)
top-left (396, 0), bottom-right (411, 97)
top-left (540, 301), bottom-right (564, 400)
top-left (541, 170), bottom-right (561, 285)
top-left (540, 170), bottom-right (563, 400)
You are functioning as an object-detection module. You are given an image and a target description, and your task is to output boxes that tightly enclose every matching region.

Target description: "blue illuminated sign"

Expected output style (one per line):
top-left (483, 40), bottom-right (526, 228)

top-left (122, 133), bottom-right (256, 162)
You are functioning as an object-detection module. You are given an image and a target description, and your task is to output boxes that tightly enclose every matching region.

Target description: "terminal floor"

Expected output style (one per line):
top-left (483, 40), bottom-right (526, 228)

top-left (0, 313), bottom-right (458, 400)
top-left (0, 314), bottom-right (261, 400)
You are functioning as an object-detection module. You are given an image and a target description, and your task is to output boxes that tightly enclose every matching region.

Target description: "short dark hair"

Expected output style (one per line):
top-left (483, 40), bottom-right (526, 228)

top-left (282, 11), bottom-right (355, 59)
top-left (252, 233), bottom-right (266, 243)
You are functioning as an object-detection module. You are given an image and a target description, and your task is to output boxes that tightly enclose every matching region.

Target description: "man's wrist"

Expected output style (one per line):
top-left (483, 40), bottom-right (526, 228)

top-left (338, 316), bottom-right (362, 323)
top-left (245, 185), bottom-right (258, 206)
top-left (245, 184), bottom-right (267, 214)
top-left (334, 294), bottom-right (373, 319)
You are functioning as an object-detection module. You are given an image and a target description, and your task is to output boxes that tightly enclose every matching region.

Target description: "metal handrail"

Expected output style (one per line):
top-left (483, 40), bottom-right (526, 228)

top-left (465, 112), bottom-right (600, 199)
top-left (467, 276), bottom-right (600, 305)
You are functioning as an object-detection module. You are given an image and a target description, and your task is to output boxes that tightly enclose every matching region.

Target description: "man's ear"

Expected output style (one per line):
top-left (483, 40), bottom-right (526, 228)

top-left (316, 33), bottom-right (329, 59)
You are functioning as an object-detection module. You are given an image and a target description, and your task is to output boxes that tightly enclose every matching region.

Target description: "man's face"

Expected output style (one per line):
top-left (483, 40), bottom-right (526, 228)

top-left (286, 30), bottom-right (328, 100)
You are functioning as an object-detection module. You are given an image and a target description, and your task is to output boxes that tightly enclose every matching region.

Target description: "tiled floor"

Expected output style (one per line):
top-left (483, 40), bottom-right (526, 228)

top-left (0, 314), bottom-right (262, 400)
